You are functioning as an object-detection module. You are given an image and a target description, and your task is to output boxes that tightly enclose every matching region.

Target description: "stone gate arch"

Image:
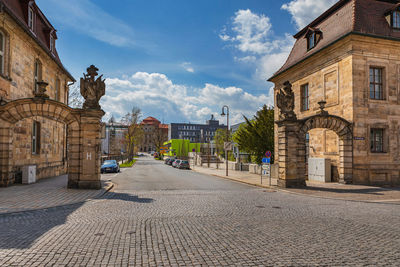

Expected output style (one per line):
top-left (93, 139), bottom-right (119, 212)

top-left (276, 113), bottom-right (353, 188)
top-left (0, 65), bottom-right (105, 189)
top-left (298, 114), bottom-right (353, 183)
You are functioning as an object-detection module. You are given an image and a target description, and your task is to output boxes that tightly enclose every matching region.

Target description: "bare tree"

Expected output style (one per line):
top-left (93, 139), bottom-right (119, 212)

top-left (121, 107), bottom-right (143, 161)
top-left (150, 125), bottom-right (167, 156)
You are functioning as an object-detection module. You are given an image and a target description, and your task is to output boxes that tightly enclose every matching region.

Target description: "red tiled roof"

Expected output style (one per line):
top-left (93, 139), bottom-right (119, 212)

top-left (269, 0), bottom-right (400, 81)
top-left (141, 117), bottom-right (161, 125)
top-left (0, 0), bottom-right (75, 81)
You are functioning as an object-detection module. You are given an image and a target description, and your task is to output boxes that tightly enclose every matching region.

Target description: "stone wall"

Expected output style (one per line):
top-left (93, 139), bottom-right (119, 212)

top-left (271, 33), bottom-right (400, 186)
top-left (0, 11), bottom-right (72, 181)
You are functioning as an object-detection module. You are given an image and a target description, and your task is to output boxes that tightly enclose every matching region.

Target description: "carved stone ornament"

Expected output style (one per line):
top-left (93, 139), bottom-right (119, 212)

top-left (276, 81), bottom-right (296, 120)
top-left (34, 81), bottom-right (49, 99)
top-left (80, 65), bottom-right (106, 110)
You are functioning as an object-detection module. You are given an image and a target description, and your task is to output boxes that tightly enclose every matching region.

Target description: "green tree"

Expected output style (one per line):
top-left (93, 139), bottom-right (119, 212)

top-left (233, 105), bottom-right (274, 164)
top-left (214, 128), bottom-right (232, 158)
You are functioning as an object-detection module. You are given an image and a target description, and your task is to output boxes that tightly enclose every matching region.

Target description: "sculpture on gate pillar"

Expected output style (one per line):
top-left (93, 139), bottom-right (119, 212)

top-left (276, 81), bottom-right (296, 120)
top-left (80, 65), bottom-right (105, 110)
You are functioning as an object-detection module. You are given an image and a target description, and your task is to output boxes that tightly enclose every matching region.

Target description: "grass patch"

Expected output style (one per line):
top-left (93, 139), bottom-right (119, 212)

top-left (120, 159), bottom-right (137, 168)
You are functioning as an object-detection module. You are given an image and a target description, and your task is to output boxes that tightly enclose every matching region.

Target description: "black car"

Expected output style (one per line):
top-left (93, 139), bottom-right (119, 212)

top-left (101, 160), bottom-right (120, 173)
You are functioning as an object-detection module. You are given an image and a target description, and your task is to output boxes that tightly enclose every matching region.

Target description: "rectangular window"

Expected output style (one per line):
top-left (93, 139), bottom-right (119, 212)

top-left (393, 11), bottom-right (400, 29)
top-left (55, 78), bottom-right (60, 101)
top-left (369, 67), bottom-right (383, 100)
top-left (307, 32), bottom-right (315, 50)
top-left (301, 84), bottom-right (309, 111)
top-left (32, 121), bottom-right (41, 154)
top-left (370, 128), bottom-right (384, 153)
top-left (28, 7), bottom-right (34, 31)
top-left (50, 35), bottom-right (54, 52)
top-left (34, 61), bottom-right (42, 93)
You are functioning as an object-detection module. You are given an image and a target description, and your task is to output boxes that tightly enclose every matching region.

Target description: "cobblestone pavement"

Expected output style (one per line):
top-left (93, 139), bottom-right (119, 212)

top-left (0, 175), bottom-right (113, 214)
top-left (0, 157), bottom-right (399, 266)
top-left (193, 165), bottom-right (400, 203)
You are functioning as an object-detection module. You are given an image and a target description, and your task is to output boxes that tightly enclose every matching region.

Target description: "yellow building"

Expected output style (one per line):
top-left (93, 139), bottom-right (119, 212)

top-left (270, 0), bottom-right (400, 186)
top-left (0, 0), bottom-right (74, 181)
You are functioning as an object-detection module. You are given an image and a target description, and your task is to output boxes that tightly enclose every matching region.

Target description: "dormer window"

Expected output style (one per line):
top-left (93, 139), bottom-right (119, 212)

top-left (392, 11), bottom-right (400, 29)
top-left (305, 28), bottom-right (322, 51)
top-left (28, 7), bottom-right (34, 31)
top-left (308, 32), bottom-right (316, 50)
top-left (385, 5), bottom-right (400, 29)
top-left (50, 35), bottom-right (54, 52)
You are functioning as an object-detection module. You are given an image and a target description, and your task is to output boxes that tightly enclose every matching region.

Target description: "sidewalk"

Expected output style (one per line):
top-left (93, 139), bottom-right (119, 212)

top-left (0, 175), bottom-right (113, 214)
top-left (192, 165), bottom-right (400, 204)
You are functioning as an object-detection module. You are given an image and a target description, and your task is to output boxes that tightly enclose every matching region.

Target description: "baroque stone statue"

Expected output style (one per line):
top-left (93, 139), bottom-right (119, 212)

top-left (80, 65), bottom-right (105, 110)
top-left (276, 81), bottom-right (296, 120)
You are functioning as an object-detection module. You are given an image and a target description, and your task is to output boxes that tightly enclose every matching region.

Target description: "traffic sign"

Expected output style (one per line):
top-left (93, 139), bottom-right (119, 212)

top-left (262, 157), bottom-right (270, 164)
top-left (265, 151), bottom-right (272, 158)
top-left (192, 148), bottom-right (196, 152)
top-left (262, 164), bottom-right (270, 170)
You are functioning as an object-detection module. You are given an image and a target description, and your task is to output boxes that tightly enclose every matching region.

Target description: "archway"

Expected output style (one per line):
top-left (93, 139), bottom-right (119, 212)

top-left (298, 114), bottom-right (353, 184)
top-left (0, 65), bottom-right (105, 189)
top-left (276, 114), bottom-right (352, 188)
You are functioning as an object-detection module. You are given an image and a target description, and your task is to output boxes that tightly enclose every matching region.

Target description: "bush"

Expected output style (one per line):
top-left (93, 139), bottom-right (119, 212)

top-left (120, 159), bottom-right (137, 168)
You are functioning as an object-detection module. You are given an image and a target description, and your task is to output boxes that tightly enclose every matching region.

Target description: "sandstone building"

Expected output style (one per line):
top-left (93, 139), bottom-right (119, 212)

top-left (0, 0), bottom-right (74, 181)
top-left (140, 117), bottom-right (168, 152)
top-left (270, 0), bottom-right (400, 186)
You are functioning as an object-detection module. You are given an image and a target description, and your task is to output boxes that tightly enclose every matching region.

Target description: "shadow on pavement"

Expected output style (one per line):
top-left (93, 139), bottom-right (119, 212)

top-left (101, 191), bottom-right (154, 203)
top-left (301, 186), bottom-right (400, 195)
top-left (0, 191), bottom-right (153, 249)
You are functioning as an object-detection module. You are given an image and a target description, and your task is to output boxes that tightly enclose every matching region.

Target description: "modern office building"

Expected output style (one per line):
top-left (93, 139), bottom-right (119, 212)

top-left (169, 115), bottom-right (226, 143)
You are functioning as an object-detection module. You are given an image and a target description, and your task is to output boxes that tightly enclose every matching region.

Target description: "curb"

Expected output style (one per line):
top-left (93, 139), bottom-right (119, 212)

top-left (192, 169), bottom-right (400, 205)
top-left (0, 181), bottom-right (115, 216)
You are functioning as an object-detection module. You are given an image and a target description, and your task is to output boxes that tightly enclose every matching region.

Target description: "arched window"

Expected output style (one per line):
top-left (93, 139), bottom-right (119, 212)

top-left (0, 30), bottom-right (4, 75)
top-left (34, 60), bottom-right (42, 93)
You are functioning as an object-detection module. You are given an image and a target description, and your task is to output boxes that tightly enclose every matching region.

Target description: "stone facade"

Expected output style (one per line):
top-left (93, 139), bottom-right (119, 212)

top-left (270, 0), bottom-right (400, 186)
top-left (0, 2), bottom-right (74, 181)
top-left (140, 117), bottom-right (168, 152)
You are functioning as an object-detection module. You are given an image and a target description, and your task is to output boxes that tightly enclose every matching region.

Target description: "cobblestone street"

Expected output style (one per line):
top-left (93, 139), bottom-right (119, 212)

top-left (0, 157), bottom-right (399, 266)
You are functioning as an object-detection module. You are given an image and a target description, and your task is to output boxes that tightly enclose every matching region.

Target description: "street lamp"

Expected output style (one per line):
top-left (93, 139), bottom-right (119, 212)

top-left (221, 105), bottom-right (229, 176)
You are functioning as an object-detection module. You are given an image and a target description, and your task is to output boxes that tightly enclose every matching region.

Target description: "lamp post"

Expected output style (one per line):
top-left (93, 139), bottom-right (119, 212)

top-left (221, 105), bottom-right (229, 176)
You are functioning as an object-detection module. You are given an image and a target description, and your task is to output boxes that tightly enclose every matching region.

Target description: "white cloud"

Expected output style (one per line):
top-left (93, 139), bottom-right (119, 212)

top-left (181, 62), bottom-right (195, 73)
top-left (101, 72), bottom-right (273, 125)
top-left (281, 0), bottom-right (339, 30)
top-left (221, 9), bottom-right (294, 81)
top-left (38, 0), bottom-right (135, 47)
top-left (220, 9), bottom-right (272, 55)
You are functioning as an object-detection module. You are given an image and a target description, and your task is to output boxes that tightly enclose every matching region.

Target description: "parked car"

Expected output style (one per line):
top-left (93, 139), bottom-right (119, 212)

top-left (177, 160), bottom-right (190, 169)
top-left (164, 158), bottom-right (171, 164)
top-left (172, 159), bottom-right (181, 168)
top-left (167, 158), bottom-right (175, 165)
top-left (101, 160), bottom-right (120, 173)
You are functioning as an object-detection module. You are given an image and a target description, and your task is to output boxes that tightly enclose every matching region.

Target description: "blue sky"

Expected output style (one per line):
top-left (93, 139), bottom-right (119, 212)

top-left (36, 0), bottom-right (337, 124)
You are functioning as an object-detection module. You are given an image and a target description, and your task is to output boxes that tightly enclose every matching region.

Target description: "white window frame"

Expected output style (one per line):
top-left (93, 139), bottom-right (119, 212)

top-left (28, 7), bottom-right (34, 31)
top-left (55, 77), bottom-right (60, 101)
top-left (34, 61), bottom-right (40, 92)
top-left (50, 35), bottom-right (54, 52)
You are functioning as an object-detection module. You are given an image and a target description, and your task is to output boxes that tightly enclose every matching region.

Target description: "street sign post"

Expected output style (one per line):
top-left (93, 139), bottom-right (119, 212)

top-left (261, 163), bottom-right (271, 185)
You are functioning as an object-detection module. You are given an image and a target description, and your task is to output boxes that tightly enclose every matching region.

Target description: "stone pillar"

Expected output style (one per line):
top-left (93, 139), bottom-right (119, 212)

top-left (77, 110), bottom-right (104, 189)
top-left (67, 121), bottom-right (81, 188)
top-left (0, 121), bottom-right (12, 187)
top-left (339, 135), bottom-right (353, 184)
top-left (277, 120), bottom-right (306, 188)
